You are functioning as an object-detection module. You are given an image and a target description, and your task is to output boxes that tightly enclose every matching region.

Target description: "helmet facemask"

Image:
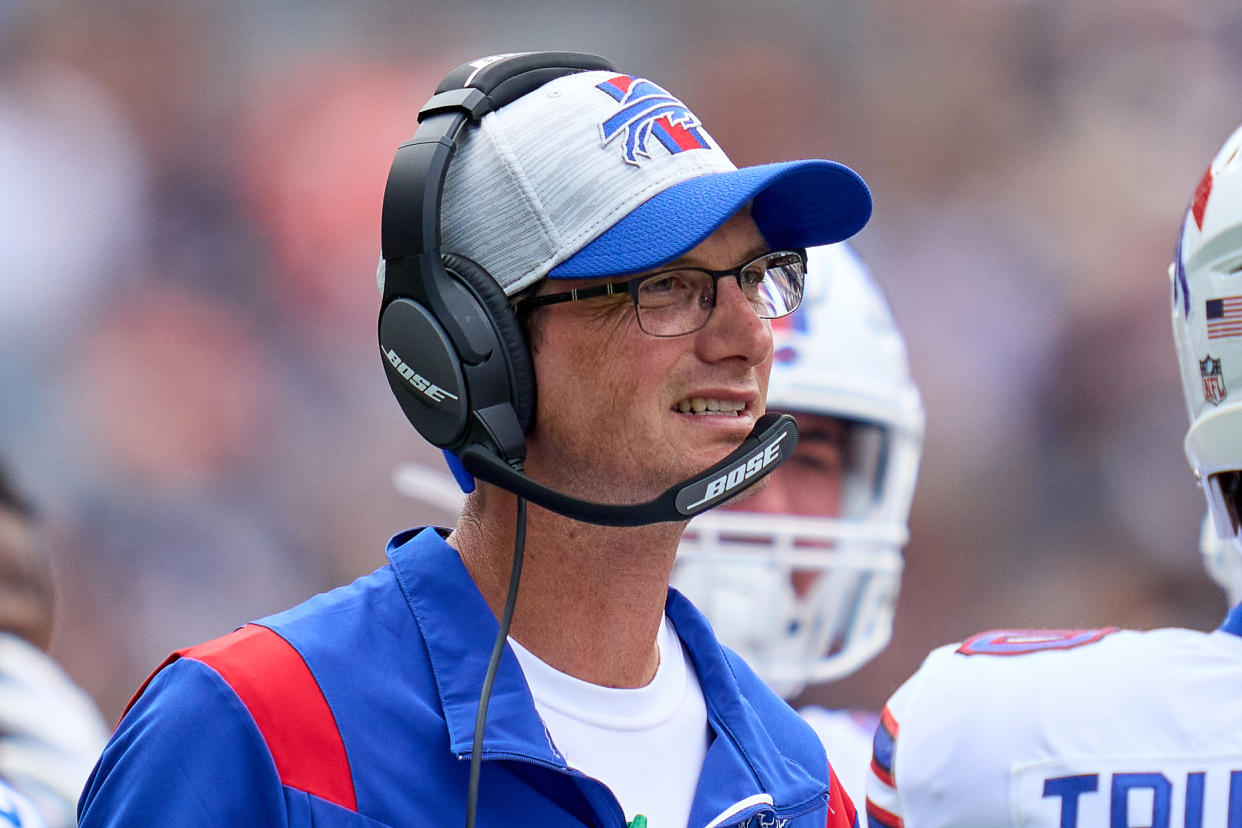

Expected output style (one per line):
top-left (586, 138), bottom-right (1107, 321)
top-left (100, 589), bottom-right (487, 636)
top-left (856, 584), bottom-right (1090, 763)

top-left (672, 243), bottom-right (924, 697)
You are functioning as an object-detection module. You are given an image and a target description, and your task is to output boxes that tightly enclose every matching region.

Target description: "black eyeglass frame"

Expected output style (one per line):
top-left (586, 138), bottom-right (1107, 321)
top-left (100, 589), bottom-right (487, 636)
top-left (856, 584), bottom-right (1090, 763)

top-left (512, 247), bottom-right (809, 337)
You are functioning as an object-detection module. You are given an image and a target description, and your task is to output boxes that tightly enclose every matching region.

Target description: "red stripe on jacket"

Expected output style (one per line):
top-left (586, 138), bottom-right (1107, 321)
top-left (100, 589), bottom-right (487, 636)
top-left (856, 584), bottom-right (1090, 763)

top-left (127, 624), bottom-right (357, 811)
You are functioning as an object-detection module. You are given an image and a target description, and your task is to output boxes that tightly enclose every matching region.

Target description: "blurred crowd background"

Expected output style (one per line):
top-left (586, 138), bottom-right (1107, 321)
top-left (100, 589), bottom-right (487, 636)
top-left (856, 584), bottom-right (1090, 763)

top-left (3, 0), bottom-right (1241, 724)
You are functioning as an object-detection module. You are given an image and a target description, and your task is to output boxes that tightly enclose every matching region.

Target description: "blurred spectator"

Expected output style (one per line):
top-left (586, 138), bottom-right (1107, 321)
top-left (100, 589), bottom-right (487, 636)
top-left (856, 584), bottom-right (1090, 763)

top-left (0, 459), bottom-right (110, 828)
top-left (46, 285), bottom-right (330, 717)
top-left (237, 59), bottom-right (435, 346)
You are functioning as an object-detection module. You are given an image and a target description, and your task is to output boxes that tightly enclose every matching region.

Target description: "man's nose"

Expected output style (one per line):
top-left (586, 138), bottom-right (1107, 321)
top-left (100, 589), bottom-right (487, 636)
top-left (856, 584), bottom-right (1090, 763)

top-left (697, 276), bottom-right (771, 365)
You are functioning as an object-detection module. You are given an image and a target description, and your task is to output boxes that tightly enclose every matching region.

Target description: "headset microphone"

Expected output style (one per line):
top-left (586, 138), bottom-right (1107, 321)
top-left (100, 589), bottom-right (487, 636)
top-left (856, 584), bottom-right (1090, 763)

top-left (459, 413), bottom-right (799, 526)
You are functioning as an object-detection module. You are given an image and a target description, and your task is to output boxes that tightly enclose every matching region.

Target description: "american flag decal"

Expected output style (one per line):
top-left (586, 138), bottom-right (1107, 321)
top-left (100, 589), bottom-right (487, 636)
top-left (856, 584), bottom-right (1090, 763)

top-left (1206, 296), bottom-right (1242, 339)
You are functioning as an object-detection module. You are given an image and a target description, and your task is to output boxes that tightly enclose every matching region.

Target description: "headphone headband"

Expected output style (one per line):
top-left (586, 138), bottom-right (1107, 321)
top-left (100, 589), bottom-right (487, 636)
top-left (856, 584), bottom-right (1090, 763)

top-left (381, 52), bottom-right (614, 301)
top-left (434, 52), bottom-right (617, 109)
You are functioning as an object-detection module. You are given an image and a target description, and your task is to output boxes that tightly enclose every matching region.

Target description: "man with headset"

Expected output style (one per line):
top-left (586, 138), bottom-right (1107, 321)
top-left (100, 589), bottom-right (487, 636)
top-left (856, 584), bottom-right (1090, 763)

top-left (80, 52), bottom-right (873, 827)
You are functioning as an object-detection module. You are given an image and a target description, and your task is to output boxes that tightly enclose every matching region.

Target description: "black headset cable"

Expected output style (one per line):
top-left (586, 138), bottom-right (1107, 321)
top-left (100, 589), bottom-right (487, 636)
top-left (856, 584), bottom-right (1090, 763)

top-left (464, 494), bottom-right (527, 828)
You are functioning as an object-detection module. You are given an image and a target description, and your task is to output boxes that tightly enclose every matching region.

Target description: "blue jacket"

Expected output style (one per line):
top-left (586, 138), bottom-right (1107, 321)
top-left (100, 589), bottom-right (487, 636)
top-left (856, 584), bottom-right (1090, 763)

top-left (80, 527), bottom-right (858, 827)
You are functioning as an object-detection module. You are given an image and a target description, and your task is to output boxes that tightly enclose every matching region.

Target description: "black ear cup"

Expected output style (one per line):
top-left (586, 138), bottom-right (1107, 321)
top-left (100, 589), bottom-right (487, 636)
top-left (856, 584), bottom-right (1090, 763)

top-left (379, 291), bottom-right (470, 450)
top-left (442, 253), bottom-right (535, 430)
top-left (379, 256), bottom-right (531, 466)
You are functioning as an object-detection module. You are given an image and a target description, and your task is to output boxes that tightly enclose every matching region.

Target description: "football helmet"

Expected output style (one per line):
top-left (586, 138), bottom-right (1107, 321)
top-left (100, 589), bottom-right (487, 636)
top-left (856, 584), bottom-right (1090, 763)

top-left (1200, 510), bottom-right (1242, 607)
top-left (671, 242), bottom-right (925, 697)
top-left (1172, 122), bottom-right (1242, 603)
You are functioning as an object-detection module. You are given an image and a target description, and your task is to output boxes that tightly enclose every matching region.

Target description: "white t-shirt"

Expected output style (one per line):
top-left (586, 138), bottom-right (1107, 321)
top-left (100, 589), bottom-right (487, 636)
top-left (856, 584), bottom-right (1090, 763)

top-left (866, 625), bottom-right (1242, 828)
top-left (510, 615), bottom-right (711, 827)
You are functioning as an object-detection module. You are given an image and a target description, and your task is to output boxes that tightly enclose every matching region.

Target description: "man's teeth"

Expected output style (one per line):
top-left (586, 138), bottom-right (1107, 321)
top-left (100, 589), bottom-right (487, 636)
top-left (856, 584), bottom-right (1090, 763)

top-left (675, 398), bottom-right (745, 415)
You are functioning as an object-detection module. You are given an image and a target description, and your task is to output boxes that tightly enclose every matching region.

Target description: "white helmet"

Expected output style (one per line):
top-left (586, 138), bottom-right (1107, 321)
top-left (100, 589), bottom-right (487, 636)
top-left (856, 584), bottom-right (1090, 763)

top-left (671, 243), bottom-right (925, 697)
top-left (1172, 122), bottom-right (1242, 604)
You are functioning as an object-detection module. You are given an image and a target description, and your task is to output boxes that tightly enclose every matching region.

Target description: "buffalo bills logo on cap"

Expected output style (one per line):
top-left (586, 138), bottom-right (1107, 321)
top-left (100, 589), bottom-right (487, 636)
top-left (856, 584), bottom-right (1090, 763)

top-left (596, 76), bottom-right (712, 166)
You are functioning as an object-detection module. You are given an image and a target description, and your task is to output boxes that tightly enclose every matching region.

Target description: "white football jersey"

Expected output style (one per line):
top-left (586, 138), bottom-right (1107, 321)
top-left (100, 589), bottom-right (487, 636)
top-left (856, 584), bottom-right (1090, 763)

top-left (866, 608), bottom-right (1242, 828)
top-left (0, 633), bottom-right (110, 828)
top-left (0, 777), bottom-right (46, 827)
top-left (800, 705), bottom-right (879, 809)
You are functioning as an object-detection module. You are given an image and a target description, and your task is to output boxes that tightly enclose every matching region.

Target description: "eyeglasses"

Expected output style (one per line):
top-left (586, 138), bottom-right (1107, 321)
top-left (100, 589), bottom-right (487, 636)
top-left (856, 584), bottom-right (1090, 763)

top-left (514, 249), bottom-right (808, 337)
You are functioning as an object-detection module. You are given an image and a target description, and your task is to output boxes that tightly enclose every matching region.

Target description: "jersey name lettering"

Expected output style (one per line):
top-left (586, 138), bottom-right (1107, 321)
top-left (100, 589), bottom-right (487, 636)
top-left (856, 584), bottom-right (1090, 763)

top-left (1041, 770), bottom-right (1242, 828)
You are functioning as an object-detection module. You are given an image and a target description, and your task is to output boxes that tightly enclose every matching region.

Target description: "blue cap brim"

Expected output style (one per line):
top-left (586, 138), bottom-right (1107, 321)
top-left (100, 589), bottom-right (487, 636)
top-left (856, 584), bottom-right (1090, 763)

top-left (548, 159), bottom-right (872, 279)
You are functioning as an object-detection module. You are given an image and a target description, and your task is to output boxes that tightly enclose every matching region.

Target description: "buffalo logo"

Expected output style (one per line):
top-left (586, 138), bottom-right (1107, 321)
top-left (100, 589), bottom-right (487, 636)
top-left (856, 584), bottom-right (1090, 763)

top-left (1201, 355), bottom-right (1227, 406)
top-left (772, 345), bottom-right (800, 365)
top-left (1192, 163), bottom-right (1213, 230)
top-left (596, 76), bottom-right (711, 166)
top-left (737, 815), bottom-right (789, 828)
top-left (771, 292), bottom-right (817, 364)
top-left (771, 314), bottom-right (802, 365)
top-left (1172, 233), bottom-right (1190, 317)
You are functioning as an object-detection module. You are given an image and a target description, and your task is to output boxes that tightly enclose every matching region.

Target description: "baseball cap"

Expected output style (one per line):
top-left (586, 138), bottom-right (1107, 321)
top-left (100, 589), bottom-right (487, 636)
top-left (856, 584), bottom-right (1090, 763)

top-left (433, 69), bottom-right (872, 296)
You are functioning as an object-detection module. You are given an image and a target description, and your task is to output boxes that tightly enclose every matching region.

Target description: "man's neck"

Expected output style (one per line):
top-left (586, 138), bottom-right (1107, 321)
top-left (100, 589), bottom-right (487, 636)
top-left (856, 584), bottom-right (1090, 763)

top-left (449, 487), bottom-right (688, 688)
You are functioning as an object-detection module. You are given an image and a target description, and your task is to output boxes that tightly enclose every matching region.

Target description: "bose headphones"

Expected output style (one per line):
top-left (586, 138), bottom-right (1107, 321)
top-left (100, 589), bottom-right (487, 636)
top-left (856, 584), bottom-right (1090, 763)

top-left (379, 51), bottom-right (616, 470)
top-left (378, 51), bottom-right (798, 527)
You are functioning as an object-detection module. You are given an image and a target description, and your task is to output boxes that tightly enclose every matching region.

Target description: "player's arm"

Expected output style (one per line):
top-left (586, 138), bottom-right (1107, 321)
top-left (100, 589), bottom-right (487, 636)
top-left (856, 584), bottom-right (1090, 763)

top-left (863, 702), bottom-right (903, 828)
top-left (78, 656), bottom-right (286, 826)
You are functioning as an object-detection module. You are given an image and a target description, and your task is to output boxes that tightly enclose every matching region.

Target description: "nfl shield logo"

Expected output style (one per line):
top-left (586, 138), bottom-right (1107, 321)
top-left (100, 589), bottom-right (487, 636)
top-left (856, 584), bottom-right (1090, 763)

top-left (1201, 355), bottom-right (1227, 405)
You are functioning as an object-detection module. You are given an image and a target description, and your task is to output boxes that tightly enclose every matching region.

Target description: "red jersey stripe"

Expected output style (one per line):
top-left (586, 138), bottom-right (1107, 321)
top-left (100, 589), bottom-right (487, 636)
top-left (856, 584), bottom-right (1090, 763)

top-left (866, 798), bottom-right (905, 828)
top-left (870, 755), bottom-right (896, 789)
top-left (182, 625), bottom-right (357, 811)
top-left (880, 705), bottom-right (899, 739)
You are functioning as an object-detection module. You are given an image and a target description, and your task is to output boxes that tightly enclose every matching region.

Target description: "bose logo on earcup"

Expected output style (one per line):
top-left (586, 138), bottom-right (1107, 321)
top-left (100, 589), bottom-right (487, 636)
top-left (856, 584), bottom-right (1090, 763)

top-left (385, 348), bottom-right (460, 404)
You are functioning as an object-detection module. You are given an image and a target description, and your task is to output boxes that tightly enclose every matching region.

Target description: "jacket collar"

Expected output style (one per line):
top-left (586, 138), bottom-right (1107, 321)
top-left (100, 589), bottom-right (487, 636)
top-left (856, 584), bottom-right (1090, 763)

top-left (386, 527), bottom-right (829, 817)
top-left (387, 527), bottom-right (561, 763)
